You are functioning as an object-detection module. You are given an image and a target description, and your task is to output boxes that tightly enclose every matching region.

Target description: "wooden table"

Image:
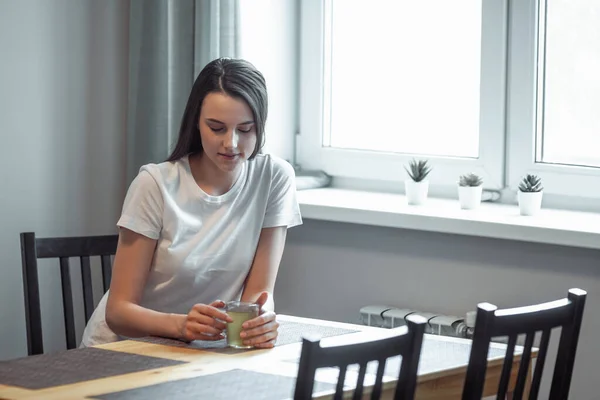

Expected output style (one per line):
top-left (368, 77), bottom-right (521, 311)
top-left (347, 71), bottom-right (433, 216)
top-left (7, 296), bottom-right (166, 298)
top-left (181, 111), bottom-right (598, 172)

top-left (0, 315), bottom-right (535, 399)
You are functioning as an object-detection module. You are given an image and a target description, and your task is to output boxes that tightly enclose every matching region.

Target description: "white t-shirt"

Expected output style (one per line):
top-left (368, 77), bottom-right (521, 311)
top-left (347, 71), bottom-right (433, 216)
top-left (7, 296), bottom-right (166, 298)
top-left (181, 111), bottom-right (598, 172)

top-left (81, 153), bottom-right (302, 346)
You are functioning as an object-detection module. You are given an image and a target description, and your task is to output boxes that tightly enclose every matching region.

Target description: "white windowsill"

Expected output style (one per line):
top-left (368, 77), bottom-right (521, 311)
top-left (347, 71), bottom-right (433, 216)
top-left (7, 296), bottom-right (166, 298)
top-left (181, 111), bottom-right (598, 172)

top-left (297, 188), bottom-right (600, 251)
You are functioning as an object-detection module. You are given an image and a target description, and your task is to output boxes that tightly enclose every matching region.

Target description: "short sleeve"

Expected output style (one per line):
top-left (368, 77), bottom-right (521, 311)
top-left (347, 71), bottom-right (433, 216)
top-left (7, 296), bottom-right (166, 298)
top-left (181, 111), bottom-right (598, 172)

top-left (262, 158), bottom-right (303, 229)
top-left (117, 168), bottom-right (163, 239)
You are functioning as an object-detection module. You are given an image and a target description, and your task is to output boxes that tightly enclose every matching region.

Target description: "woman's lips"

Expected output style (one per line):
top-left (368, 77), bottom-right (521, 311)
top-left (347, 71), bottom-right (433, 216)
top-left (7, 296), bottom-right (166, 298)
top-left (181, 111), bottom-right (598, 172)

top-left (218, 153), bottom-right (239, 160)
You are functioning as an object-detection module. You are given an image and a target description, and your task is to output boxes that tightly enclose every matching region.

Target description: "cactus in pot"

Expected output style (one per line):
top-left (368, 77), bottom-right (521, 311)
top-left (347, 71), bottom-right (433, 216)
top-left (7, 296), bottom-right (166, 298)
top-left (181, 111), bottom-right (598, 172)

top-left (458, 173), bottom-right (483, 209)
top-left (518, 174), bottom-right (543, 215)
top-left (404, 159), bottom-right (431, 205)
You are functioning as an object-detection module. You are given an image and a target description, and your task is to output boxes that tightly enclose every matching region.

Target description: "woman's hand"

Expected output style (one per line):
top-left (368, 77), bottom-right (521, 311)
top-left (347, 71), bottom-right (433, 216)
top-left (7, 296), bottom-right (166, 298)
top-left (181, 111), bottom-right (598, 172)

top-left (179, 300), bottom-right (233, 342)
top-left (239, 292), bottom-right (279, 348)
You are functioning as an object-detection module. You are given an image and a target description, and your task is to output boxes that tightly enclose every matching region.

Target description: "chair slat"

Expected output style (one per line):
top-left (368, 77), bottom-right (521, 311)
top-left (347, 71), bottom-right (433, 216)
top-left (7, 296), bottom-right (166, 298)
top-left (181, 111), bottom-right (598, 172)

top-left (513, 332), bottom-right (534, 399)
top-left (371, 359), bottom-right (386, 400)
top-left (59, 257), bottom-right (77, 350)
top-left (334, 366), bottom-right (347, 400)
top-left (529, 328), bottom-right (551, 400)
top-left (353, 362), bottom-right (367, 400)
top-left (80, 256), bottom-right (94, 322)
top-left (497, 334), bottom-right (517, 399)
top-left (36, 235), bottom-right (119, 258)
top-left (101, 255), bottom-right (112, 292)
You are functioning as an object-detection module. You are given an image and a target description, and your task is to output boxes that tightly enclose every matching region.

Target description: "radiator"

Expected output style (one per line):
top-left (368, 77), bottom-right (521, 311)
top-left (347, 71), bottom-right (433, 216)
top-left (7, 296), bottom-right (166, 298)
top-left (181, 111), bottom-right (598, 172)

top-left (359, 305), bottom-right (476, 339)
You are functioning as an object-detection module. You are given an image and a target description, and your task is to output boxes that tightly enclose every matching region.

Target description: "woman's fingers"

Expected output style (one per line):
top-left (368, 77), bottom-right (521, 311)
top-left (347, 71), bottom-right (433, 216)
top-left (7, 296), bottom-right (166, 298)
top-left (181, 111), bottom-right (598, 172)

top-left (241, 310), bottom-right (276, 330)
top-left (182, 320), bottom-right (226, 341)
top-left (242, 327), bottom-right (278, 346)
top-left (189, 311), bottom-right (227, 331)
top-left (241, 319), bottom-right (278, 340)
top-left (239, 311), bottom-right (278, 347)
top-left (180, 301), bottom-right (233, 341)
top-left (209, 299), bottom-right (226, 309)
top-left (253, 338), bottom-right (277, 349)
top-left (193, 303), bottom-right (233, 323)
top-left (188, 320), bottom-right (223, 336)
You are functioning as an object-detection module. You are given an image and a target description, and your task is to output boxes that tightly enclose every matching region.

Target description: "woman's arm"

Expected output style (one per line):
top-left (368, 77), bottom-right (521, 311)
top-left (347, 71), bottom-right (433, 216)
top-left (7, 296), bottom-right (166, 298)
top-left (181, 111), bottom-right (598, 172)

top-left (105, 228), bottom-right (230, 340)
top-left (240, 226), bottom-right (288, 309)
top-left (238, 226), bottom-right (288, 347)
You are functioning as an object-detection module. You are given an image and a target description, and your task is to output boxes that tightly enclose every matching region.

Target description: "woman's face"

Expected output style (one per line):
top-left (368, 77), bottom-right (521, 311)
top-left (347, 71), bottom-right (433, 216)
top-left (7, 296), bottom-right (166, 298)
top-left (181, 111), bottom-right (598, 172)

top-left (198, 92), bottom-right (257, 173)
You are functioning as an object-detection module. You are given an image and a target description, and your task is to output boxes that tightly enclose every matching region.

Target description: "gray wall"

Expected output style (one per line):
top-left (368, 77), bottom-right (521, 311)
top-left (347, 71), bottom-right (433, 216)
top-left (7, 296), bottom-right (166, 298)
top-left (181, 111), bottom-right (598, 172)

top-left (239, 0), bottom-right (298, 162)
top-left (276, 219), bottom-right (600, 399)
top-left (0, 0), bottom-right (129, 359)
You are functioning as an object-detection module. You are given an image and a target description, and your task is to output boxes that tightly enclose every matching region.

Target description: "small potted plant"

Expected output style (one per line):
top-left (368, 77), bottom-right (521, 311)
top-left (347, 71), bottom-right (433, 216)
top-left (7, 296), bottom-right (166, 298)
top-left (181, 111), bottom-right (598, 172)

top-left (404, 159), bottom-right (431, 205)
top-left (458, 173), bottom-right (483, 209)
top-left (518, 174), bottom-right (543, 215)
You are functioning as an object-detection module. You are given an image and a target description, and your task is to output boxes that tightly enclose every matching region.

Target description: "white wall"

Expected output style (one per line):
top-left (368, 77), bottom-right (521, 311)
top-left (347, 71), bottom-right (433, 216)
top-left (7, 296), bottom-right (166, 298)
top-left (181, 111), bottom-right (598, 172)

top-left (276, 219), bottom-right (600, 399)
top-left (0, 0), bottom-right (129, 359)
top-left (239, 0), bottom-right (298, 163)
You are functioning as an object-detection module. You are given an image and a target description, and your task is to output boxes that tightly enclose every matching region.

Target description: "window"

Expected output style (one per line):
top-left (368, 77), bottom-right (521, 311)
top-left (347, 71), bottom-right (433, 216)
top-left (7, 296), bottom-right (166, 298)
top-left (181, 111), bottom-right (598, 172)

top-left (325, 0), bottom-right (481, 159)
top-left (537, 0), bottom-right (600, 169)
top-left (299, 0), bottom-right (507, 189)
top-left (508, 0), bottom-right (600, 200)
top-left (299, 0), bottom-right (600, 203)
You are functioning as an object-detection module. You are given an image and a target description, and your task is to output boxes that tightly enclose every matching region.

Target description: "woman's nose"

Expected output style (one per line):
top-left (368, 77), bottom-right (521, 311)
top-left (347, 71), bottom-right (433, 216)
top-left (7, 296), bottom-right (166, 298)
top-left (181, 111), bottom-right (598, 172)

top-left (223, 129), bottom-right (239, 149)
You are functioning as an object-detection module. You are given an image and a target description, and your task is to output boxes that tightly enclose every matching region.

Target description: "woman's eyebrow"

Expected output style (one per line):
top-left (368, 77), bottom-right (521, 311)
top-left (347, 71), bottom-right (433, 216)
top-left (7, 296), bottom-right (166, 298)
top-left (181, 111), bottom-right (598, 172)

top-left (205, 118), bottom-right (254, 125)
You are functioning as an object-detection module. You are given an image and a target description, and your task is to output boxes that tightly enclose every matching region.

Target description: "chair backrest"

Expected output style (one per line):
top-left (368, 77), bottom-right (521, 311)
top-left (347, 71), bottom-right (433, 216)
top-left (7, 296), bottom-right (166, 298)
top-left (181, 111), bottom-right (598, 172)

top-left (462, 288), bottom-right (587, 400)
top-left (20, 231), bottom-right (118, 355)
top-left (294, 314), bottom-right (427, 400)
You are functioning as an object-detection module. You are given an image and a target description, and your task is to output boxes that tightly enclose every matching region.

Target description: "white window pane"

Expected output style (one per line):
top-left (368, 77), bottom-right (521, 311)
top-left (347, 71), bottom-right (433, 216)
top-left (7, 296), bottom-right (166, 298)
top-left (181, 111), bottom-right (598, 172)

top-left (538, 0), bottom-right (600, 168)
top-left (326, 0), bottom-right (482, 158)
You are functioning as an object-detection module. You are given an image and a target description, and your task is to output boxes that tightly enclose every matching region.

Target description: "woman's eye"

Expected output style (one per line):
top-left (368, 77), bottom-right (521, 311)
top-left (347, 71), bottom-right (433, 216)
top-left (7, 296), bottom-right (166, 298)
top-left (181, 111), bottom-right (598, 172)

top-left (209, 126), bottom-right (224, 133)
top-left (237, 127), bottom-right (253, 133)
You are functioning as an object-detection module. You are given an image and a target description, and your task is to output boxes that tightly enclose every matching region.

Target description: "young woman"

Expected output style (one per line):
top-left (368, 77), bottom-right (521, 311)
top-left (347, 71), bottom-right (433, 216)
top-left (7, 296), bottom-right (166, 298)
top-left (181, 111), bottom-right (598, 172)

top-left (81, 58), bottom-right (302, 348)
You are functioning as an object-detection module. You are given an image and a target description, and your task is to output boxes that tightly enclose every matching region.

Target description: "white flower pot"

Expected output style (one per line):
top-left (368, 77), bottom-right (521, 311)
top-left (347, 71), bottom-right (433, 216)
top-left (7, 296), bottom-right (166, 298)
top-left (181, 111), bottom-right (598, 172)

top-left (405, 179), bottom-right (429, 205)
top-left (458, 185), bottom-right (483, 210)
top-left (518, 191), bottom-right (543, 216)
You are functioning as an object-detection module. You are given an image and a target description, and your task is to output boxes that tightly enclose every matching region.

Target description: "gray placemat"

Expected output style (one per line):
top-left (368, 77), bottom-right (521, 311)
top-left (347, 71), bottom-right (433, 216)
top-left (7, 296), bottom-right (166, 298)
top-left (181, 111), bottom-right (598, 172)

top-left (284, 336), bottom-right (510, 378)
top-left (133, 320), bottom-right (359, 353)
top-left (93, 368), bottom-right (335, 400)
top-left (0, 347), bottom-right (186, 390)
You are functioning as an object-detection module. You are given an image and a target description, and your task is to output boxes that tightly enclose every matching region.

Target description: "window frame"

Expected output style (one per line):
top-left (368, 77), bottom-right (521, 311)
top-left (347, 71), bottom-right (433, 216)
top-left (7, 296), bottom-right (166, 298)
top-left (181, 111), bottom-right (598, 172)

top-left (297, 0), bottom-right (508, 190)
top-left (506, 0), bottom-right (600, 200)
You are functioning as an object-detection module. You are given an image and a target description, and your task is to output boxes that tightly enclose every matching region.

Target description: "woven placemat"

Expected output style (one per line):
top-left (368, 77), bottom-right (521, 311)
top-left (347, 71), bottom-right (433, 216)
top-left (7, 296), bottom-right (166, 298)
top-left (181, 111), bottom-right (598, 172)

top-left (133, 320), bottom-right (359, 353)
top-left (417, 338), bottom-right (508, 375)
top-left (284, 336), bottom-right (509, 378)
top-left (0, 347), bottom-right (186, 390)
top-left (93, 368), bottom-right (335, 400)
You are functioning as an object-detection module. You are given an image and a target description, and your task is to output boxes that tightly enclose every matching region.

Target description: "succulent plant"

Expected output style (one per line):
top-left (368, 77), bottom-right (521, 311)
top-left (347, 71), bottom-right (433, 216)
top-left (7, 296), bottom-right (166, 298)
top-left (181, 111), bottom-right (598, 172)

top-left (459, 173), bottom-right (483, 187)
top-left (518, 174), bottom-right (543, 192)
top-left (404, 159), bottom-right (431, 182)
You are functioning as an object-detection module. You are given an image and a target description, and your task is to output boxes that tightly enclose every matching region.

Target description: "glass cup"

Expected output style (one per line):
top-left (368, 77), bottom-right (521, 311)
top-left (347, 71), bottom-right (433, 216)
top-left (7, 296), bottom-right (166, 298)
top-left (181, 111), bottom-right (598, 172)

top-left (225, 301), bottom-right (260, 349)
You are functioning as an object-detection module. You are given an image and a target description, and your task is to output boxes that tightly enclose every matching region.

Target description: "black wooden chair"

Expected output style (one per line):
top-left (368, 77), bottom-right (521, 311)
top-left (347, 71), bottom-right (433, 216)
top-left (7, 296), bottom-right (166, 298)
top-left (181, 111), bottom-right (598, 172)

top-left (20, 232), bottom-right (119, 355)
top-left (462, 288), bottom-right (587, 400)
top-left (294, 314), bottom-right (427, 400)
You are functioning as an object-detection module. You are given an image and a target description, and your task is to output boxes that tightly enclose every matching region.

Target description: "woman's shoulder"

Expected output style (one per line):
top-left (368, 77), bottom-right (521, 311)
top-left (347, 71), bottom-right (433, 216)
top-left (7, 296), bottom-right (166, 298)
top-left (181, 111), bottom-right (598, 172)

top-left (251, 153), bottom-right (296, 179)
top-left (136, 157), bottom-right (188, 183)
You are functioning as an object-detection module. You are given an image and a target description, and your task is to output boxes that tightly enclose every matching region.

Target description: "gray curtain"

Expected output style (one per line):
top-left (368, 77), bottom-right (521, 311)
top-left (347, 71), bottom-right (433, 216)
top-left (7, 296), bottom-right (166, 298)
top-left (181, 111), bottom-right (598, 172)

top-left (126, 0), bottom-right (239, 183)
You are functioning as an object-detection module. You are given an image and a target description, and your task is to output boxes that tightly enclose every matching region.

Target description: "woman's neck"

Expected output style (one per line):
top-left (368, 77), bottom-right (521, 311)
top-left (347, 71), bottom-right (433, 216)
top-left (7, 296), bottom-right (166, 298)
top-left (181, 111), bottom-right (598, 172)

top-left (189, 153), bottom-right (241, 196)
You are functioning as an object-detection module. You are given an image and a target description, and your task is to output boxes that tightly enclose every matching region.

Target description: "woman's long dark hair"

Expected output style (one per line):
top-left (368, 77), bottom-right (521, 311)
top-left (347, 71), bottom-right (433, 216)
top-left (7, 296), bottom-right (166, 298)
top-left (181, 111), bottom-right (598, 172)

top-left (166, 58), bottom-right (268, 161)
